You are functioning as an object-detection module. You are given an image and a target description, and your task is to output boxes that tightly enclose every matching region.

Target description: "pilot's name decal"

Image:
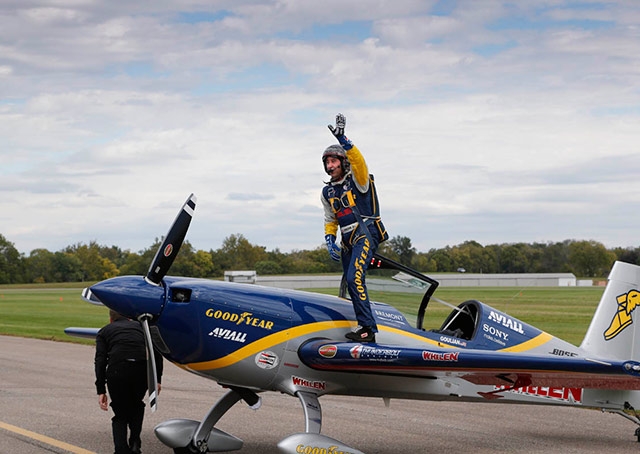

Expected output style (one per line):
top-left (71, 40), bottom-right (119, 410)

top-left (208, 327), bottom-right (246, 343)
top-left (488, 311), bottom-right (524, 334)
top-left (440, 335), bottom-right (467, 347)
top-left (422, 351), bottom-right (459, 362)
top-left (205, 309), bottom-right (274, 330)
top-left (292, 376), bottom-right (326, 391)
top-left (603, 289), bottom-right (640, 341)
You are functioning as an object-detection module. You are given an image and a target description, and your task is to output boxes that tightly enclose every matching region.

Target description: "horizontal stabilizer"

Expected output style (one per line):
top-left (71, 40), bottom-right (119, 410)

top-left (64, 327), bottom-right (99, 340)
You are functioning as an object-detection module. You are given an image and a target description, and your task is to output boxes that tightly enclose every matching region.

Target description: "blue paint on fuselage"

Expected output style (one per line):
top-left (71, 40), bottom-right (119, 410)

top-left (88, 275), bottom-right (545, 368)
top-left (90, 275), bottom-right (166, 319)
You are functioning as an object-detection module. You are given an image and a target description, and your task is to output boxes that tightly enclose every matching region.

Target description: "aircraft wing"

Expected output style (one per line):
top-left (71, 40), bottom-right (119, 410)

top-left (298, 340), bottom-right (640, 391)
top-left (64, 327), bottom-right (99, 340)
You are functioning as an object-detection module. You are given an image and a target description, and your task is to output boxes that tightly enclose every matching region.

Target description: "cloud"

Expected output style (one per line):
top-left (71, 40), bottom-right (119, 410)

top-left (2, 0), bottom-right (640, 254)
top-left (227, 193), bottom-right (275, 201)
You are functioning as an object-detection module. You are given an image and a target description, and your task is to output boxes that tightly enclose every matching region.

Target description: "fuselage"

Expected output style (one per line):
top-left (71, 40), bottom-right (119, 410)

top-left (88, 275), bottom-right (632, 409)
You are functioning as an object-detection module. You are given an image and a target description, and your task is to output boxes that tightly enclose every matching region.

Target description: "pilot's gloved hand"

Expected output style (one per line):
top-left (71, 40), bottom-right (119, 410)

top-left (328, 113), bottom-right (352, 150)
top-left (328, 113), bottom-right (346, 138)
top-left (325, 234), bottom-right (341, 261)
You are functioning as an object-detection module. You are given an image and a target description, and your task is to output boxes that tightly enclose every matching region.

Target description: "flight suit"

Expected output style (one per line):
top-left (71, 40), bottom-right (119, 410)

top-left (321, 143), bottom-right (388, 331)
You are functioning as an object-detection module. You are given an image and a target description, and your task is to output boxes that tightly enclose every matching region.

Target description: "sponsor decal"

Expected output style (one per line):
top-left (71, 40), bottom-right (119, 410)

top-left (163, 244), bottom-right (173, 257)
top-left (255, 351), bottom-right (279, 370)
top-left (349, 345), bottom-right (401, 360)
top-left (439, 335), bottom-right (467, 347)
top-left (482, 323), bottom-right (509, 346)
top-left (603, 289), bottom-right (640, 341)
top-left (205, 309), bottom-right (274, 330)
top-left (207, 327), bottom-right (246, 343)
top-left (318, 345), bottom-right (338, 358)
top-left (422, 351), bottom-right (459, 362)
top-left (292, 376), bottom-right (326, 391)
top-left (374, 309), bottom-right (405, 323)
top-left (488, 311), bottom-right (524, 335)
top-left (495, 385), bottom-right (583, 403)
top-left (550, 348), bottom-right (578, 357)
top-left (296, 445), bottom-right (356, 454)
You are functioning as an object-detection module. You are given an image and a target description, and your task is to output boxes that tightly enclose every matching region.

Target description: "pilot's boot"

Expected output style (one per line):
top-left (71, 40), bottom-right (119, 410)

top-left (604, 295), bottom-right (633, 340)
top-left (345, 326), bottom-right (376, 343)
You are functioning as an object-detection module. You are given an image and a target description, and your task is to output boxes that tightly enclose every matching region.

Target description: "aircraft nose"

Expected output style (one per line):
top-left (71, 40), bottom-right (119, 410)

top-left (89, 276), bottom-right (165, 320)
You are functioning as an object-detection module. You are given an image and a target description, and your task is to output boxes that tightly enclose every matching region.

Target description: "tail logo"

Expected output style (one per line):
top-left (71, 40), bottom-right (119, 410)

top-left (604, 290), bottom-right (640, 340)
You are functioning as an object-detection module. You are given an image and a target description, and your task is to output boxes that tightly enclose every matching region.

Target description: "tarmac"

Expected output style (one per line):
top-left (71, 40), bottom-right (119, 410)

top-left (1, 334), bottom-right (638, 454)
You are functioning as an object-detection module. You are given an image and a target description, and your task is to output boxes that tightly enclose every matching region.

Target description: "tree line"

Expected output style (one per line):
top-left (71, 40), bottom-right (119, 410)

top-left (0, 233), bottom-right (638, 284)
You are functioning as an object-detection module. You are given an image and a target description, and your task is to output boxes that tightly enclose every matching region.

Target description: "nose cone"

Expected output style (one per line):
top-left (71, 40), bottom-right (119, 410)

top-left (89, 276), bottom-right (165, 319)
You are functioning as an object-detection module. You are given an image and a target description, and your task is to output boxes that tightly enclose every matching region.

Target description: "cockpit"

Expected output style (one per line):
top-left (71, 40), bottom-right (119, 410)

top-left (428, 300), bottom-right (480, 341)
top-left (339, 253), bottom-right (480, 341)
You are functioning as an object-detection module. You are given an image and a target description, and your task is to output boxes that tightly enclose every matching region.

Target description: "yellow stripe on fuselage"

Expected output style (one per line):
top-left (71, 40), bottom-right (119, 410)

top-left (379, 325), bottom-right (450, 347)
top-left (499, 332), bottom-right (553, 352)
top-left (181, 320), bottom-right (356, 371)
top-left (178, 323), bottom-right (552, 371)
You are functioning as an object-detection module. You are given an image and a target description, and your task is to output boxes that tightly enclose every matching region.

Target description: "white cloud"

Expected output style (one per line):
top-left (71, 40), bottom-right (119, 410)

top-left (1, 0), bottom-right (640, 255)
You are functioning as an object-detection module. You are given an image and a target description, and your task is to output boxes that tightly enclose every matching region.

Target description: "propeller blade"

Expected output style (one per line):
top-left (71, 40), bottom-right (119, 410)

top-left (139, 315), bottom-right (159, 413)
top-left (145, 193), bottom-right (197, 285)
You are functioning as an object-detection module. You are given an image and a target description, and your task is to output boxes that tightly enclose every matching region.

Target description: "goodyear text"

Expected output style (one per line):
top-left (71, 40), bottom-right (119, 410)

top-left (205, 309), bottom-right (274, 330)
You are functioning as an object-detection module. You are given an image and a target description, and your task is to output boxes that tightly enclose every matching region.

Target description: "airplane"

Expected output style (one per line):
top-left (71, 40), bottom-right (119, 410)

top-left (66, 193), bottom-right (640, 454)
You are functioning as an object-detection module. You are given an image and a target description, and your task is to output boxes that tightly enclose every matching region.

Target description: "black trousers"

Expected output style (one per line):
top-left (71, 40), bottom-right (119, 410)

top-left (106, 361), bottom-right (147, 454)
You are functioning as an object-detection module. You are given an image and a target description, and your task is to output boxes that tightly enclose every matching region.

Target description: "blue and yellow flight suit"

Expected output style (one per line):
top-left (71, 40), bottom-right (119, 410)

top-left (321, 142), bottom-right (388, 332)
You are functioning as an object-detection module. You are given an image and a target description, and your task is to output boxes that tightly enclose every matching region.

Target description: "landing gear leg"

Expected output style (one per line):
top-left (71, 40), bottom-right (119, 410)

top-left (296, 391), bottom-right (322, 434)
top-left (603, 402), bottom-right (640, 442)
top-left (155, 386), bottom-right (261, 453)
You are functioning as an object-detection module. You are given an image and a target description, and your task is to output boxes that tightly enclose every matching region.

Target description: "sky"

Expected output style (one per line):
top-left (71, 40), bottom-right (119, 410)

top-left (2, 0), bottom-right (640, 256)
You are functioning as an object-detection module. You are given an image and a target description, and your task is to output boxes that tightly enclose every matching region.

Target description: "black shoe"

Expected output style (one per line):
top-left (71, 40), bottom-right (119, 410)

top-left (129, 439), bottom-right (141, 454)
top-left (345, 326), bottom-right (376, 343)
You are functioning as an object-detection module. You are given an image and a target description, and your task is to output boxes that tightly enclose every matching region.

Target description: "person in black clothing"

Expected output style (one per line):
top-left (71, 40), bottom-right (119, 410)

top-left (95, 310), bottom-right (163, 454)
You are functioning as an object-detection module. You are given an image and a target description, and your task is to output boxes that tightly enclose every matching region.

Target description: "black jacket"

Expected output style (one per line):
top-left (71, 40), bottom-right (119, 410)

top-left (95, 318), bottom-right (163, 395)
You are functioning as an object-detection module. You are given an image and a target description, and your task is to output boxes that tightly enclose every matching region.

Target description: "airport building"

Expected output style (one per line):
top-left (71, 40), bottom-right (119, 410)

top-left (225, 271), bottom-right (590, 291)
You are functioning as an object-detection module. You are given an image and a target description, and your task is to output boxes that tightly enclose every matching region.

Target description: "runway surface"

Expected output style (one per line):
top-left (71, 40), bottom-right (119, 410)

top-left (1, 334), bottom-right (638, 454)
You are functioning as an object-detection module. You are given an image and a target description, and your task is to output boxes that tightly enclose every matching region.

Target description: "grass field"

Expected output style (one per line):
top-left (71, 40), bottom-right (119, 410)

top-left (0, 283), bottom-right (604, 347)
top-left (0, 287), bottom-right (108, 345)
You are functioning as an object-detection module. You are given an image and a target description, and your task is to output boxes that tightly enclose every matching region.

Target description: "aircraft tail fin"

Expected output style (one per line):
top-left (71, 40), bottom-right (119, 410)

top-left (580, 261), bottom-right (640, 361)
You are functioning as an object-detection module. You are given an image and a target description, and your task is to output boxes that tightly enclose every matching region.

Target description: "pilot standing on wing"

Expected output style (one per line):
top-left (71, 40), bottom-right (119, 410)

top-left (321, 113), bottom-right (388, 343)
top-left (95, 310), bottom-right (163, 454)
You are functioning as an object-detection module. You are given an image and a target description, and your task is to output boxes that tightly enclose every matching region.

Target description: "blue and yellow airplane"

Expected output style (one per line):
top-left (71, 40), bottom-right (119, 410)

top-left (67, 194), bottom-right (640, 454)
